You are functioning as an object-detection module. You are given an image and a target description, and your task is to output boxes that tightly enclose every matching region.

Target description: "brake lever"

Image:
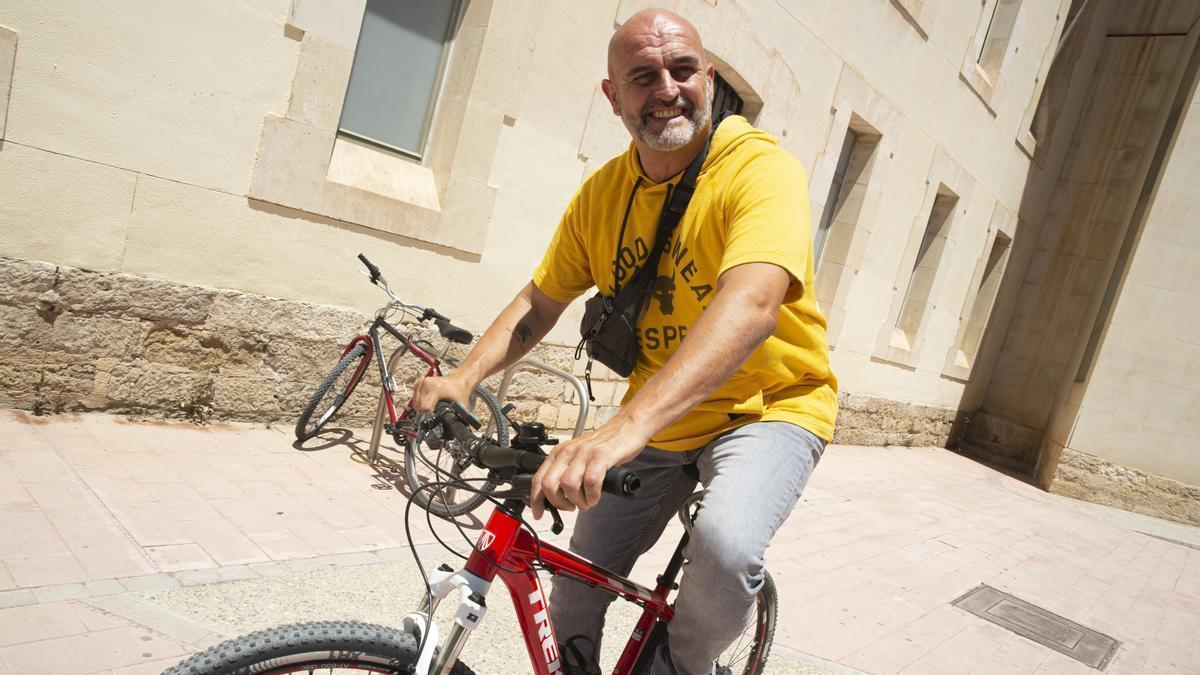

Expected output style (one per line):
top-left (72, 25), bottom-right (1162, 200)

top-left (543, 501), bottom-right (565, 535)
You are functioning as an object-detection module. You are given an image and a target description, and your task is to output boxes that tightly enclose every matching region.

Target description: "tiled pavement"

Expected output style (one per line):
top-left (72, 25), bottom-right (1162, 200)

top-left (0, 409), bottom-right (1197, 674)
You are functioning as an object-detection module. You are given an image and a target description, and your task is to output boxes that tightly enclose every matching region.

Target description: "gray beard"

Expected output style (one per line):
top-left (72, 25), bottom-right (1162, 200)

top-left (623, 86), bottom-right (714, 151)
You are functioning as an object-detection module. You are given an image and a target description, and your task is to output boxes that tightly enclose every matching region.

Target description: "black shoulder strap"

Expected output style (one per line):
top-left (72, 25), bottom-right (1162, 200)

top-left (624, 127), bottom-right (715, 298)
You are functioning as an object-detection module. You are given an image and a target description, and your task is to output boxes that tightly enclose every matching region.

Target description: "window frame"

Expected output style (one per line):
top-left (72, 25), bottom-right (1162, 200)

top-left (336, 0), bottom-right (464, 162)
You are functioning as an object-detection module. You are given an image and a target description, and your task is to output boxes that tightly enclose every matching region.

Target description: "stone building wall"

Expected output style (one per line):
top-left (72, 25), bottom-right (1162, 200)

top-left (2, 256), bottom-right (959, 448)
top-left (0, 256), bottom-right (626, 437)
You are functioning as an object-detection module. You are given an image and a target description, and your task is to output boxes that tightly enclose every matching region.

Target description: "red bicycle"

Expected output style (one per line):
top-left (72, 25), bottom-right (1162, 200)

top-left (169, 403), bottom-right (776, 675)
top-left (294, 254), bottom-right (509, 517)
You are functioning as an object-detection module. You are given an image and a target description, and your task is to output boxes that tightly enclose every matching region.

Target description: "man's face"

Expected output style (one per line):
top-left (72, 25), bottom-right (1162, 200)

top-left (605, 21), bottom-right (713, 152)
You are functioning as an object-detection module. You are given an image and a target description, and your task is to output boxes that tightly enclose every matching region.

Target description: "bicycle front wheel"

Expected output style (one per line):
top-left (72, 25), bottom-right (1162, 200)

top-left (295, 343), bottom-right (371, 441)
top-left (163, 621), bottom-right (474, 675)
top-left (404, 385), bottom-right (508, 518)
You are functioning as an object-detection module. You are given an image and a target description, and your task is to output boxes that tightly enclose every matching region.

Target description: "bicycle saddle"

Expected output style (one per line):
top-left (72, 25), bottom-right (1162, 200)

top-left (435, 318), bottom-right (473, 344)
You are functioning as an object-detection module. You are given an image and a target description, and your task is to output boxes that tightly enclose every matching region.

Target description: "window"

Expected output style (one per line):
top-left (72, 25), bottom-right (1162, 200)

top-left (338, 0), bottom-right (461, 160)
top-left (946, 230), bottom-right (1012, 379)
top-left (712, 71), bottom-right (744, 118)
top-left (814, 128), bottom-right (858, 268)
top-left (814, 117), bottom-right (881, 276)
top-left (895, 186), bottom-right (959, 348)
top-left (977, 0), bottom-right (1022, 84)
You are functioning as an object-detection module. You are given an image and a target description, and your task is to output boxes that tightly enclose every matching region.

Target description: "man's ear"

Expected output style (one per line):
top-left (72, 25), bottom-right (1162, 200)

top-left (706, 64), bottom-right (715, 84)
top-left (601, 79), bottom-right (621, 116)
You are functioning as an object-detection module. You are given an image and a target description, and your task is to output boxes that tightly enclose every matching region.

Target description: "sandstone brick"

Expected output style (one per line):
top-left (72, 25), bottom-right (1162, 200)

top-left (0, 363), bottom-right (40, 408)
top-left (262, 337), bottom-right (331, 376)
top-left (536, 403), bottom-right (558, 428)
top-left (106, 363), bottom-right (216, 419)
top-left (50, 313), bottom-right (143, 358)
top-left (556, 404), bottom-right (582, 430)
top-left (0, 257), bottom-right (58, 306)
top-left (207, 291), bottom-right (364, 342)
top-left (56, 267), bottom-right (215, 324)
top-left (35, 363), bottom-right (99, 413)
top-left (0, 303), bottom-right (54, 353)
top-left (212, 375), bottom-right (285, 417)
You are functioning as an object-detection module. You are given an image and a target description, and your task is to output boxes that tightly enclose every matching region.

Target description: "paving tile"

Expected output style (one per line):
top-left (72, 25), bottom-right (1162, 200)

top-left (0, 589), bottom-right (34, 610)
top-left (0, 564), bottom-right (14, 593)
top-left (5, 553), bottom-right (89, 587)
top-left (143, 544), bottom-right (215, 573)
top-left (0, 625), bottom-right (189, 675)
top-left (0, 507), bottom-right (71, 559)
top-left (31, 582), bottom-right (90, 603)
top-left (0, 601), bottom-right (88, 647)
top-left (106, 502), bottom-right (193, 548)
top-left (179, 518), bottom-right (270, 566)
top-left (109, 655), bottom-right (187, 674)
top-left (118, 574), bottom-right (181, 593)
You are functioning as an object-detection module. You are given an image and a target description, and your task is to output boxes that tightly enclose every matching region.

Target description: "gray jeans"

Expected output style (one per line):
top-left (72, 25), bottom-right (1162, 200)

top-left (548, 421), bottom-right (824, 675)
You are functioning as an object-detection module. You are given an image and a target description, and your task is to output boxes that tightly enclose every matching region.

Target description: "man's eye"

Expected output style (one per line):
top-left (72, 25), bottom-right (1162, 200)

top-left (672, 68), bottom-right (696, 81)
top-left (634, 74), bottom-right (655, 85)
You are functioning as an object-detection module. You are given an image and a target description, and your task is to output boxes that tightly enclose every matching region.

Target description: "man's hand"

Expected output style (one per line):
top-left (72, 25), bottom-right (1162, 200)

top-left (529, 413), bottom-right (648, 519)
top-left (411, 371), bottom-right (474, 413)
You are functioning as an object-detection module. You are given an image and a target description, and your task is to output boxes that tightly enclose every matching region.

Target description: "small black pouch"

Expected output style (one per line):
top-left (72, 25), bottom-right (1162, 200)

top-left (578, 273), bottom-right (654, 378)
top-left (575, 128), bottom-right (713, 395)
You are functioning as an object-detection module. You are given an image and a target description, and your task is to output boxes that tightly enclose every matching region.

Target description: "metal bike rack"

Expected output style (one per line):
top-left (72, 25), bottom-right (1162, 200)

top-left (367, 354), bottom-right (591, 463)
top-left (367, 346), bottom-right (411, 463)
top-left (496, 358), bottom-right (589, 439)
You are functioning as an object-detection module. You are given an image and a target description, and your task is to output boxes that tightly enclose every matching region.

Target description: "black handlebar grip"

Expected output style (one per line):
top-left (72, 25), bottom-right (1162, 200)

top-left (357, 253), bottom-right (382, 282)
top-left (602, 467), bottom-right (641, 496)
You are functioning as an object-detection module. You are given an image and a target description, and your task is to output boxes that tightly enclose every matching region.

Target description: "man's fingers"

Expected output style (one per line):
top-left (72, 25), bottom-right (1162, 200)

top-left (582, 459), bottom-right (607, 509)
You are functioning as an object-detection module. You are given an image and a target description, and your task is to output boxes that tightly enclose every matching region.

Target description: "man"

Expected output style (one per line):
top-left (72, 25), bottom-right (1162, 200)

top-left (414, 8), bottom-right (836, 674)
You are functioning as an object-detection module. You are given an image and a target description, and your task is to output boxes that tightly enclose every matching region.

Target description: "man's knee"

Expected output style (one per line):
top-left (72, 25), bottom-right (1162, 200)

top-left (686, 520), bottom-right (765, 593)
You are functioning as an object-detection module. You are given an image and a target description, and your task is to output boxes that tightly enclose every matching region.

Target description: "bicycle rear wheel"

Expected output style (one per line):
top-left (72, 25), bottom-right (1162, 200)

top-left (163, 620), bottom-right (474, 674)
top-left (404, 385), bottom-right (508, 518)
top-left (634, 570), bottom-right (777, 675)
top-left (295, 343), bottom-right (371, 441)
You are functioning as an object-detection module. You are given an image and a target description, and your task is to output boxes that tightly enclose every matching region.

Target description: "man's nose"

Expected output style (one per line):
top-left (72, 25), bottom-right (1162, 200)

top-left (653, 70), bottom-right (680, 101)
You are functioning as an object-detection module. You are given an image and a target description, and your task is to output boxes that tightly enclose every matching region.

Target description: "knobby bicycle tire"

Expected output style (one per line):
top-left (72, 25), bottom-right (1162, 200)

top-left (162, 620), bottom-right (474, 675)
top-left (634, 570), bottom-right (777, 675)
top-left (404, 385), bottom-right (508, 518)
top-left (295, 343), bottom-right (370, 441)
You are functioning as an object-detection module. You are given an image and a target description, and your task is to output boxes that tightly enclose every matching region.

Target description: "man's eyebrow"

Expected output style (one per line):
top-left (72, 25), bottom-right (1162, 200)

top-left (624, 54), bottom-right (701, 79)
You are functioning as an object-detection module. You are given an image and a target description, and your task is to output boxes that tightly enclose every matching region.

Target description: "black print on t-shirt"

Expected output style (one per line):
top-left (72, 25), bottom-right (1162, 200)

top-left (652, 275), bottom-right (675, 315)
top-left (608, 236), bottom-right (650, 293)
top-left (636, 325), bottom-right (688, 351)
top-left (666, 235), bottom-right (713, 303)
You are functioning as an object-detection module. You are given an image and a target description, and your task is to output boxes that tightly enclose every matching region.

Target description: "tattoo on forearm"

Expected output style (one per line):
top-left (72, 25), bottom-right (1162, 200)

top-left (515, 323), bottom-right (533, 347)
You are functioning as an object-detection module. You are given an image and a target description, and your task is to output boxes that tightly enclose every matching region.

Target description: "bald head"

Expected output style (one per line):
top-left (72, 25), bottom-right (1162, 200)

top-left (608, 9), bottom-right (707, 80)
top-left (601, 8), bottom-right (714, 155)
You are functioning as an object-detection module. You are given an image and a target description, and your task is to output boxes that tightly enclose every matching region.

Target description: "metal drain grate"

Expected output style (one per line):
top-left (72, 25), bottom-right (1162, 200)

top-left (953, 585), bottom-right (1120, 669)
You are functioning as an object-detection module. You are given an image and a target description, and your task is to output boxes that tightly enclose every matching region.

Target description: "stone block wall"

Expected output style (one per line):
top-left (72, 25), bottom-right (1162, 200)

top-left (2, 257), bottom-right (958, 448)
top-left (0, 257), bottom-right (623, 436)
top-left (1051, 447), bottom-right (1200, 526)
top-left (832, 393), bottom-right (956, 447)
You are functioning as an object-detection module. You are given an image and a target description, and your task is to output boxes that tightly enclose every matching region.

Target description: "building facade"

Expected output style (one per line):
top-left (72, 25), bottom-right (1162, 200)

top-left (1, 0), bottom-right (1198, 524)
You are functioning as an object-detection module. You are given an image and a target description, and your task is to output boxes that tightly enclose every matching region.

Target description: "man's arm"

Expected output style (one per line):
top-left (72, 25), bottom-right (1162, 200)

top-left (412, 281), bottom-right (569, 411)
top-left (530, 261), bottom-right (791, 517)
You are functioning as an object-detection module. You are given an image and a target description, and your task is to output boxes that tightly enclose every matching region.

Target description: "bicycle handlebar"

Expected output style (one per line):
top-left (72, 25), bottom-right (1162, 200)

top-left (357, 253), bottom-right (382, 283)
top-left (433, 402), bottom-right (640, 498)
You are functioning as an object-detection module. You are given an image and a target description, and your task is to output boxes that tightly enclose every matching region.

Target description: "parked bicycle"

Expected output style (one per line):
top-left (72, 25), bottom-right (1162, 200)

top-left (294, 254), bottom-right (509, 517)
top-left (171, 402), bottom-right (776, 675)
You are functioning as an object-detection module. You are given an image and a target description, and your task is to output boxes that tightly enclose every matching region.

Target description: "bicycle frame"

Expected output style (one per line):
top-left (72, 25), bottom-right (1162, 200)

top-left (416, 500), bottom-right (688, 675)
top-left (341, 315), bottom-right (448, 436)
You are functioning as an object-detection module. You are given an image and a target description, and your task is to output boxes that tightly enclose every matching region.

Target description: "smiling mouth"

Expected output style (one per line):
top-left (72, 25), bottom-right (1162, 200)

top-left (647, 107), bottom-right (685, 121)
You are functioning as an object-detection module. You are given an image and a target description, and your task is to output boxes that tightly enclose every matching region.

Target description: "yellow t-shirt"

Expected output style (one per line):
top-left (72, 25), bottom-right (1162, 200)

top-left (533, 116), bottom-right (838, 449)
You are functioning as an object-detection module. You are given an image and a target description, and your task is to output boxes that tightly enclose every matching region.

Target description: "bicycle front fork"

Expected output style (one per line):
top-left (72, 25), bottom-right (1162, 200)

top-left (403, 565), bottom-right (491, 675)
